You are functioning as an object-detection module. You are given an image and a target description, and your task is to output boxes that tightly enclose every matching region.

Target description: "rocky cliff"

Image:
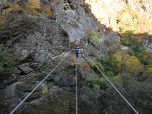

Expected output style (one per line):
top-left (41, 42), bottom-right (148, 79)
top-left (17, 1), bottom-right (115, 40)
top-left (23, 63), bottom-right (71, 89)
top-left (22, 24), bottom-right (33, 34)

top-left (0, 0), bottom-right (152, 114)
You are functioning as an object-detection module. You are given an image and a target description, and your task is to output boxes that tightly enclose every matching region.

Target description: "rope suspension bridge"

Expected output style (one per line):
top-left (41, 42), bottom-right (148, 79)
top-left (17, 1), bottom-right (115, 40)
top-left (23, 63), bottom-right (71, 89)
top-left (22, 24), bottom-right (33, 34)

top-left (10, 47), bottom-right (139, 114)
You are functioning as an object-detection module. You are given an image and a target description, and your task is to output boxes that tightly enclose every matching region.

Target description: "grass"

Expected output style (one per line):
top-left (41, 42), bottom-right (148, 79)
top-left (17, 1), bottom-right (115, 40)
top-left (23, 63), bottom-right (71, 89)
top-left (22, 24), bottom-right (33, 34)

top-left (123, 49), bottom-right (132, 54)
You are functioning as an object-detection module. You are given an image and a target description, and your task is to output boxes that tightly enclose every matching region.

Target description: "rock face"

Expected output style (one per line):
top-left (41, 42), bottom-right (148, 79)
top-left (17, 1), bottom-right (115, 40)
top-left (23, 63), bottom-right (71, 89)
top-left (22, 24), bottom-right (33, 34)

top-left (51, 0), bottom-right (100, 42)
top-left (0, 0), bottom-right (116, 112)
top-left (144, 39), bottom-right (152, 57)
top-left (1, 0), bottom-right (152, 114)
top-left (0, 15), bottom-right (72, 113)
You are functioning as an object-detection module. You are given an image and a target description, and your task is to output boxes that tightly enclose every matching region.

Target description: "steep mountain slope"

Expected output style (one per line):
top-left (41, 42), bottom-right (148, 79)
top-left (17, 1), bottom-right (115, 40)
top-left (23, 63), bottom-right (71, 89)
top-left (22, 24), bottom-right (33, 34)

top-left (0, 0), bottom-right (152, 114)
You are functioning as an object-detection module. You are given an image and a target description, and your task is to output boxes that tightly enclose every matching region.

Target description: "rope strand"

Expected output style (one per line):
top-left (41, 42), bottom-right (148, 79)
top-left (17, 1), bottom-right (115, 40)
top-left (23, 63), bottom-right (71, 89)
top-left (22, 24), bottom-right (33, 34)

top-left (76, 63), bottom-right (78, 114)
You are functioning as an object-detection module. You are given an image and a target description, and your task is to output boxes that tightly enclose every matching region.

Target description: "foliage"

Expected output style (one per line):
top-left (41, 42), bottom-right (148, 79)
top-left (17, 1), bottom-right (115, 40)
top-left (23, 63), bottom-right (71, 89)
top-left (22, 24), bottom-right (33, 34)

top-left (121, 38), bottom-right (131, 46)
top-left (93, 78), bottom-right (103, 85)
top-left (101, 50), bottom-right (147, 75)
top-left (121, 74), bottom-right (152, 113)
top-left (108, 51), bottom-right (122, 74)
top-left (114, 74), bottom-right (122, 84)
top-left (106, 71), bottom-right (114, 77)
top-left (37, 71), bottom-right (46, 80)
top-left (41, 4), bottom-right (53, 19)
top-left (87, 60), bottom-right (94, 68)
top-left (88, 30), bottom-right (101, 46)
top-left (25, 0), bottom-right (41, 16)
top-left (138, 56), bottom-right (151, 65)
top-left (6, 2), bottom-right (23, 14)
top-left (70, 42), bottom-right (75, 48)
top-left (81, 63), bottom-right (91, 75)
top-left (42, 88), bottom-right (47, 94)
top-left (145, 51), bottom-right (151, 58)
top-left (0, 47), bottom-right (14, 82)
top-left (101, 73), bottom-right (152, 114)
top-left (0, 15), bottom-right (38, 40)
top-left (122, 54), bottom-right (143, 74)
top-left (16, 92), bottom-right (75, 114)
top-left (78, 100), bottom-right (92, 114)
top-left (24, 0), bottom-right (53, 18)
top-left (109, 48), bottom-right (115, 57)
top-left (113, 51), bottom-right (122, 62)
top-left (145, 65), bottom-right (152, 75)
top-left (3, 0), bottom-right (53, 20)
top-left (48, 74), bottom-right (53, 81)
top-left (0, 15), bottom-right (5, 26)
top-left (123, 49), bottom-right (134, 55)
top-left (118, 8), bottom-right (152, 45)
top-left (89, 30), bottom-right (101, 38)
top-left (87, 71), bottom-right (152, 113)
top-left (128, 50), bottom-right (135, 56)
top-left (99, 56), bottom-right (117, 75)
top-left (131, 42), bottom-right (151, 66)
top-left (95, 61), bottom-right (104, 72)
top-left (37, 70), bottom-right (53, 81)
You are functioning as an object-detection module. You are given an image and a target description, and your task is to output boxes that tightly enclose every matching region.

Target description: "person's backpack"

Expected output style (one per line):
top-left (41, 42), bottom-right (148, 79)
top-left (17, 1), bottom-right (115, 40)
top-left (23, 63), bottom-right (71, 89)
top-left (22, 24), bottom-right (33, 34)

top-left (76, 49), bottom-right (80, 54)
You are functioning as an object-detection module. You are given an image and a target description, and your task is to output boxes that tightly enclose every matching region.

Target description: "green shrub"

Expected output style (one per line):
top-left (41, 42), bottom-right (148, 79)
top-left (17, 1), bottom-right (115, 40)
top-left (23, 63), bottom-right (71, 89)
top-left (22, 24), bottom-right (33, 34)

top-left (88, 30), bottom-right (101, 46)
top-left (42, 88), bottom-right (47, 94)
top-left (89, 30), bottom-right (96, 37)
top-left (88, 36), bottom-right (99, 45)
top-left (97, 33), bottom-right (102, 38)
top-left (128, 50), bottom-right (135, 56)
top-left (48, 74), bottom-right (53, 81)
top-left (95, 61), bottom-right (104, 72)
top-left (70, 42), bottom-right (75, 48)
top-left (139, 57), bottom-right (151, 65)
top-left (106, 71), bottom-right (114, 77)
top-left (0, 47), bottom-right (14, 82)
top-left (0, 16), bottom-right (5, 26)
top-left (41, 4), bottom-right (53, 19)
top-left (87, 60), bottom-right (94, 68)
top-left (89, 30), bottom-right (101, 38)
top-left (93, 78), bottom-right (102, 85)
top-left (121, 38), bottom-right (130, 46)
top-left (37, 71), bottom-right (46, 80)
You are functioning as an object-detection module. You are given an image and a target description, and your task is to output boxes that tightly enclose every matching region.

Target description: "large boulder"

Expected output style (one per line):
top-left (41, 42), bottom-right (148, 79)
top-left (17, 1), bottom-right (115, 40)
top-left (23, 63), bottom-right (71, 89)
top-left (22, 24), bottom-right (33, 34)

top-left (17, 63), bottom-right (33, 74)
